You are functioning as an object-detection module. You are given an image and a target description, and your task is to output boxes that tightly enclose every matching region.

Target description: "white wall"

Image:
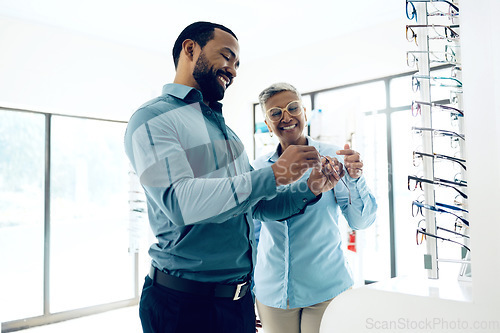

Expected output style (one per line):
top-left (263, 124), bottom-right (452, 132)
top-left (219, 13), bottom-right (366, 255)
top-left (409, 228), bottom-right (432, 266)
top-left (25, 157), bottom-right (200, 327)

top-left (0, 15), bottom-right (171, 121)
top-left (0, 14), bottom-right (410, 154)
top-left (461, 0), bottom-right (500, 306)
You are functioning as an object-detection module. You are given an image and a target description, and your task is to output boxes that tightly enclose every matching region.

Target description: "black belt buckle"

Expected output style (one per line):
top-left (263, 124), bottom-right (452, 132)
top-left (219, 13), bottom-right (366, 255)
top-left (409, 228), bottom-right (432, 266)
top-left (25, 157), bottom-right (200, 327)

top-left (233, 281), bottom-right (247, 300)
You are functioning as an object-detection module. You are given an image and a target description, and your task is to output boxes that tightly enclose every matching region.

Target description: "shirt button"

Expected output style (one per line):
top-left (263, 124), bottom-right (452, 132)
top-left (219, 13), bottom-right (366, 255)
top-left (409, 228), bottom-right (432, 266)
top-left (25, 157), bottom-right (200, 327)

top-left (303, 198), bottom-right (308, 203)
top-left (205, 110), bottom-right (212, 115)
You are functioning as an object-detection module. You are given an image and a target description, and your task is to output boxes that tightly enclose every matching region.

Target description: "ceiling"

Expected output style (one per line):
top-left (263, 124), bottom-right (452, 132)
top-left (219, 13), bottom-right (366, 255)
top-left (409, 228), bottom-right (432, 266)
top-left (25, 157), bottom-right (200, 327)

top-left (0, 0), bottom-right (402, 62)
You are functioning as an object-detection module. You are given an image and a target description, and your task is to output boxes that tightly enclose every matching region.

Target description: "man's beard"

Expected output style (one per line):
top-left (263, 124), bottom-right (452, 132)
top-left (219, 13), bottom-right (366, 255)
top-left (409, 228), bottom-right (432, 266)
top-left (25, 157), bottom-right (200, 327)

top-left (193, 52), bottom-right (226, 103)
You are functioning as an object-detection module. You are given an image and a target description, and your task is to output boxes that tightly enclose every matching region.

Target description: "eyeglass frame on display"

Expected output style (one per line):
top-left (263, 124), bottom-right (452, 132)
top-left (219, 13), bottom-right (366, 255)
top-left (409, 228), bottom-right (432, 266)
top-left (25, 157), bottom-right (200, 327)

top-left (406, 0), bottom-right (459, 21)
top-left (416, 220), bottom-right (470, 251)
top-left (435, 200), bottom-right (468, 214)
top-left (427, 1), bottom-right (459, 22)
top-left (411, 126), bottom-right (464, 140)
top-left (412, 200), bottom-right (469, 226)
top-left (406, 24), bottom-right (460, 45)
top-left (406, 50), bottom-right (459, 70)
top-left (450, 89), bottom-right (463, 105)
top-left (453, 172), bottom-right (467, 186)
top-left (408, 174), bottom-right (468, 199)
top-left (411, 100), bottom-right (463, 117)
top-left (411, 75), bottom-right (462, 92)
top-left (412, 150), bottom-right (466, 170)
top-left (413, 194), bottom-right (469, 228)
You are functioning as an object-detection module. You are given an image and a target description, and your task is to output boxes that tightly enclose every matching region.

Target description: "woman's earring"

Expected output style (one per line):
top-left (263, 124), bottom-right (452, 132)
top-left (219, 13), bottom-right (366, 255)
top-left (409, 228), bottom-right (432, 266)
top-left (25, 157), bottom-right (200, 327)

top-left (269, 132), bottom-right (273, 137)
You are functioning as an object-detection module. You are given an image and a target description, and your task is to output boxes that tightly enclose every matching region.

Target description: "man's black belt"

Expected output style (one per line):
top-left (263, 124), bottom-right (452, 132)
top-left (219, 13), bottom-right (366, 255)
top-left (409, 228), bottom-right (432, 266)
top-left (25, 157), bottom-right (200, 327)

top-left (149, 266), bottom-right (250, 301)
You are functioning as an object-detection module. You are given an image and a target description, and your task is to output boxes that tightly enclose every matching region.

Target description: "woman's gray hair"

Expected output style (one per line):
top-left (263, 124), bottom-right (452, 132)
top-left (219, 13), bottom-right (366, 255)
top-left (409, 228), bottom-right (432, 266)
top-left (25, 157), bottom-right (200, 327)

top-left (258, 82), bottom-right (302, 114)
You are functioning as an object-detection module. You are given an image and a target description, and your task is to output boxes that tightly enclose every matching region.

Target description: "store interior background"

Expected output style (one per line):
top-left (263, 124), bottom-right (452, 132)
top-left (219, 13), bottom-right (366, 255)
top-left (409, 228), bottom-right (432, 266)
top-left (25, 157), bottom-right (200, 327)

top-left (1, 0), bottom-right (499, 332)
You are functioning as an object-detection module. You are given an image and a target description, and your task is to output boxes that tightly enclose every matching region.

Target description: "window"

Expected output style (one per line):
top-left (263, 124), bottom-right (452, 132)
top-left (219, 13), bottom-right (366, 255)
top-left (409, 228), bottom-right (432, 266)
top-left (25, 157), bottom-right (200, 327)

top-left (313, 82), bottom-right (390, 282)
top-left (0, 110), bottom-right (45, 321)
top-left (0, 109), bottom-right (140, 330)
top-left (49, 116), bottom-right (132, 311)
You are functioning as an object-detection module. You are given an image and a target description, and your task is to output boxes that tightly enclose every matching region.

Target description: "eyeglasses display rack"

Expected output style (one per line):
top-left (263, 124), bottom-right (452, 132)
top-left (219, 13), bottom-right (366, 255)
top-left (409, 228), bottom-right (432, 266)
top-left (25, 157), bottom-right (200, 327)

top-left (405, 0), bottom-right (469, 281)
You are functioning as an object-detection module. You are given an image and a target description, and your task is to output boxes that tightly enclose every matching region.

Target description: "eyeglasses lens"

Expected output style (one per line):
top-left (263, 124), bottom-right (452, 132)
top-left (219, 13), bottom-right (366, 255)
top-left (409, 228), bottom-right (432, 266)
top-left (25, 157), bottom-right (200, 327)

top-left (406, 1), bottom-right (417, 21)
top-left (412, 202), bottom-right (420, 217)
top-left (267, 101), bottom-right (302, 122)
top-left (413, 153), bottom-right (422, 167)
top-left (416, 229), bottom-right (426, 245)
top-left (412, 77), bottom-right (420, 92)
top-left (411, 101), bottom-right (421, 116)
top-left (406, 27), bottom-right (417, 43)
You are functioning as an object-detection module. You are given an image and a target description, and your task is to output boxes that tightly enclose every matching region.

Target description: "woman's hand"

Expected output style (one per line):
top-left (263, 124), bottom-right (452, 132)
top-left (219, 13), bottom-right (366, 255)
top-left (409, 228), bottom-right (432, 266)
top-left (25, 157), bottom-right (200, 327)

top-left (336, 143), bottom-right (363, 179)
top-left (307, 155), bottom-right (344, 196)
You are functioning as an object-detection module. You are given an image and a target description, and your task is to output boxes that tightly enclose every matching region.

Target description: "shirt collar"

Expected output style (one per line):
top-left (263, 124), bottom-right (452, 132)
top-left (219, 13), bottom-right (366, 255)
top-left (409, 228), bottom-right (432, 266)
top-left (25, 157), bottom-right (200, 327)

top-left (268, 136), bottom-right (319, 163)
top-left (162, 83), bottom-right (223, 112)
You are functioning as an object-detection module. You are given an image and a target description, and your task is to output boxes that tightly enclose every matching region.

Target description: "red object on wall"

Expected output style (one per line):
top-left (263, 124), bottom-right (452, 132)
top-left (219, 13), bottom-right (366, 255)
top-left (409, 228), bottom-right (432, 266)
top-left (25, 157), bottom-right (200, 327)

top-left (347, 230), bottom-right (357, 252)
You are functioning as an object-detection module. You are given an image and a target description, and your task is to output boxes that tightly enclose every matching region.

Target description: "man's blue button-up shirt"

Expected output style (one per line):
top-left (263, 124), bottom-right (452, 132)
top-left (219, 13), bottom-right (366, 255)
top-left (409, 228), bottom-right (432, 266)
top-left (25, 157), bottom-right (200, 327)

top-left (124, 83), bottom-right (318, 284)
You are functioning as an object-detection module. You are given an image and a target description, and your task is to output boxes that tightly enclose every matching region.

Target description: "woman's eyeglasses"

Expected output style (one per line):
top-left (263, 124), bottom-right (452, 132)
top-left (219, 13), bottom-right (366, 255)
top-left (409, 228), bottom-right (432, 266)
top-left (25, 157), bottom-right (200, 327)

top-left (408, 175), bottom-right (468, 199)
top-left (265, 100), bottom-right (304, 122)
top-left (413, 150), bottom-right (466, 170)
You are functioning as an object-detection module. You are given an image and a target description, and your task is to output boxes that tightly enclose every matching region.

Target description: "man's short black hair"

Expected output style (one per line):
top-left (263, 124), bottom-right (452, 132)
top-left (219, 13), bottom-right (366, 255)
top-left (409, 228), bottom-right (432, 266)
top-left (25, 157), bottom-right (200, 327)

top-left (172, 21), bottom-right (238, 69)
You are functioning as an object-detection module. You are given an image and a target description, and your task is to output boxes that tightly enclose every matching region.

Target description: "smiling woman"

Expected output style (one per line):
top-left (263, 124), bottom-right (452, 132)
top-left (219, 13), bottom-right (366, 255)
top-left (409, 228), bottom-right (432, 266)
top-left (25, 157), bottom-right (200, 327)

top-left (253, 82), bottom-right (378, 333)
top-left (263, 90), bottom-right (308, 150)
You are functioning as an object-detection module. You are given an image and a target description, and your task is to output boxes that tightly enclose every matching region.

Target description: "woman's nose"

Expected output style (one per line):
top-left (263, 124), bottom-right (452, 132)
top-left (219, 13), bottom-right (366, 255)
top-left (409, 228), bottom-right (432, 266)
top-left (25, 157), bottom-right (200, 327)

top-left (281, 110), bottom-right (292, 122)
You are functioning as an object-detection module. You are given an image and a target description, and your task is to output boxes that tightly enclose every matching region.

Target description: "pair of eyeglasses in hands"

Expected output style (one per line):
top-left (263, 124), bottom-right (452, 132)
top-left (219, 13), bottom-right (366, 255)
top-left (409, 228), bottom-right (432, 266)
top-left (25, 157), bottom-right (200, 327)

top-left (320, 155), bottom-right (352, 205)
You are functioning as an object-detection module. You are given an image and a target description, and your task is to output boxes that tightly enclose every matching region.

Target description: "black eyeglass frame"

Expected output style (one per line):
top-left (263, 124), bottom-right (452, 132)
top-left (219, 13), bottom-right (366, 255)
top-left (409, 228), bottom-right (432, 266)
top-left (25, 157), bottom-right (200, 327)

top-left (413, 150), bottom-right (466, 170)
top-left (416, 220), bottom-right (470, 252)
top-left (408, 175), bottom-right (468, 199)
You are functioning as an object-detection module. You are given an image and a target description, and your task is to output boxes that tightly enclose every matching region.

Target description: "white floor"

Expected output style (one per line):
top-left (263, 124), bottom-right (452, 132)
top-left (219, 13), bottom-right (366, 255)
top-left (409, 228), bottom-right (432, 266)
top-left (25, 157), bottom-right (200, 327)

top-left (17, 306), bottom-right (143, 333)
top-left (15, 305), bottom-right (265, 333)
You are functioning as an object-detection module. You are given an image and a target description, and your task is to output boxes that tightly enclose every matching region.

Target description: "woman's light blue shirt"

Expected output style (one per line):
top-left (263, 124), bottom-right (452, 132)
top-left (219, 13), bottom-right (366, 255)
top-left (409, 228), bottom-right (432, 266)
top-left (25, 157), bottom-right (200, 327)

top-left (253, 137), bottom-right (377, 309)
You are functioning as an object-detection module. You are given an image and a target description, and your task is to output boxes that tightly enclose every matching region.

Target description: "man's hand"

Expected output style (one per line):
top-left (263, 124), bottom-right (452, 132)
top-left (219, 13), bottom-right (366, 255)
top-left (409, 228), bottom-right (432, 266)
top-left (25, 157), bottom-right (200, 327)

top-left (336, 143), bottom-right (363, 179)
top-left (307, 156), bottom-right (344, 196)
top-left (271, 145), bottom-right (321, 186)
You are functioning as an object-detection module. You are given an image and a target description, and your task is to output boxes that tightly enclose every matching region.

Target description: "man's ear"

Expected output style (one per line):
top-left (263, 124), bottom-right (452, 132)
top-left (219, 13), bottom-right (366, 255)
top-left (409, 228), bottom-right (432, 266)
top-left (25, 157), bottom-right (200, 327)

top-left (182, 39), bottom-right (196, 61)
